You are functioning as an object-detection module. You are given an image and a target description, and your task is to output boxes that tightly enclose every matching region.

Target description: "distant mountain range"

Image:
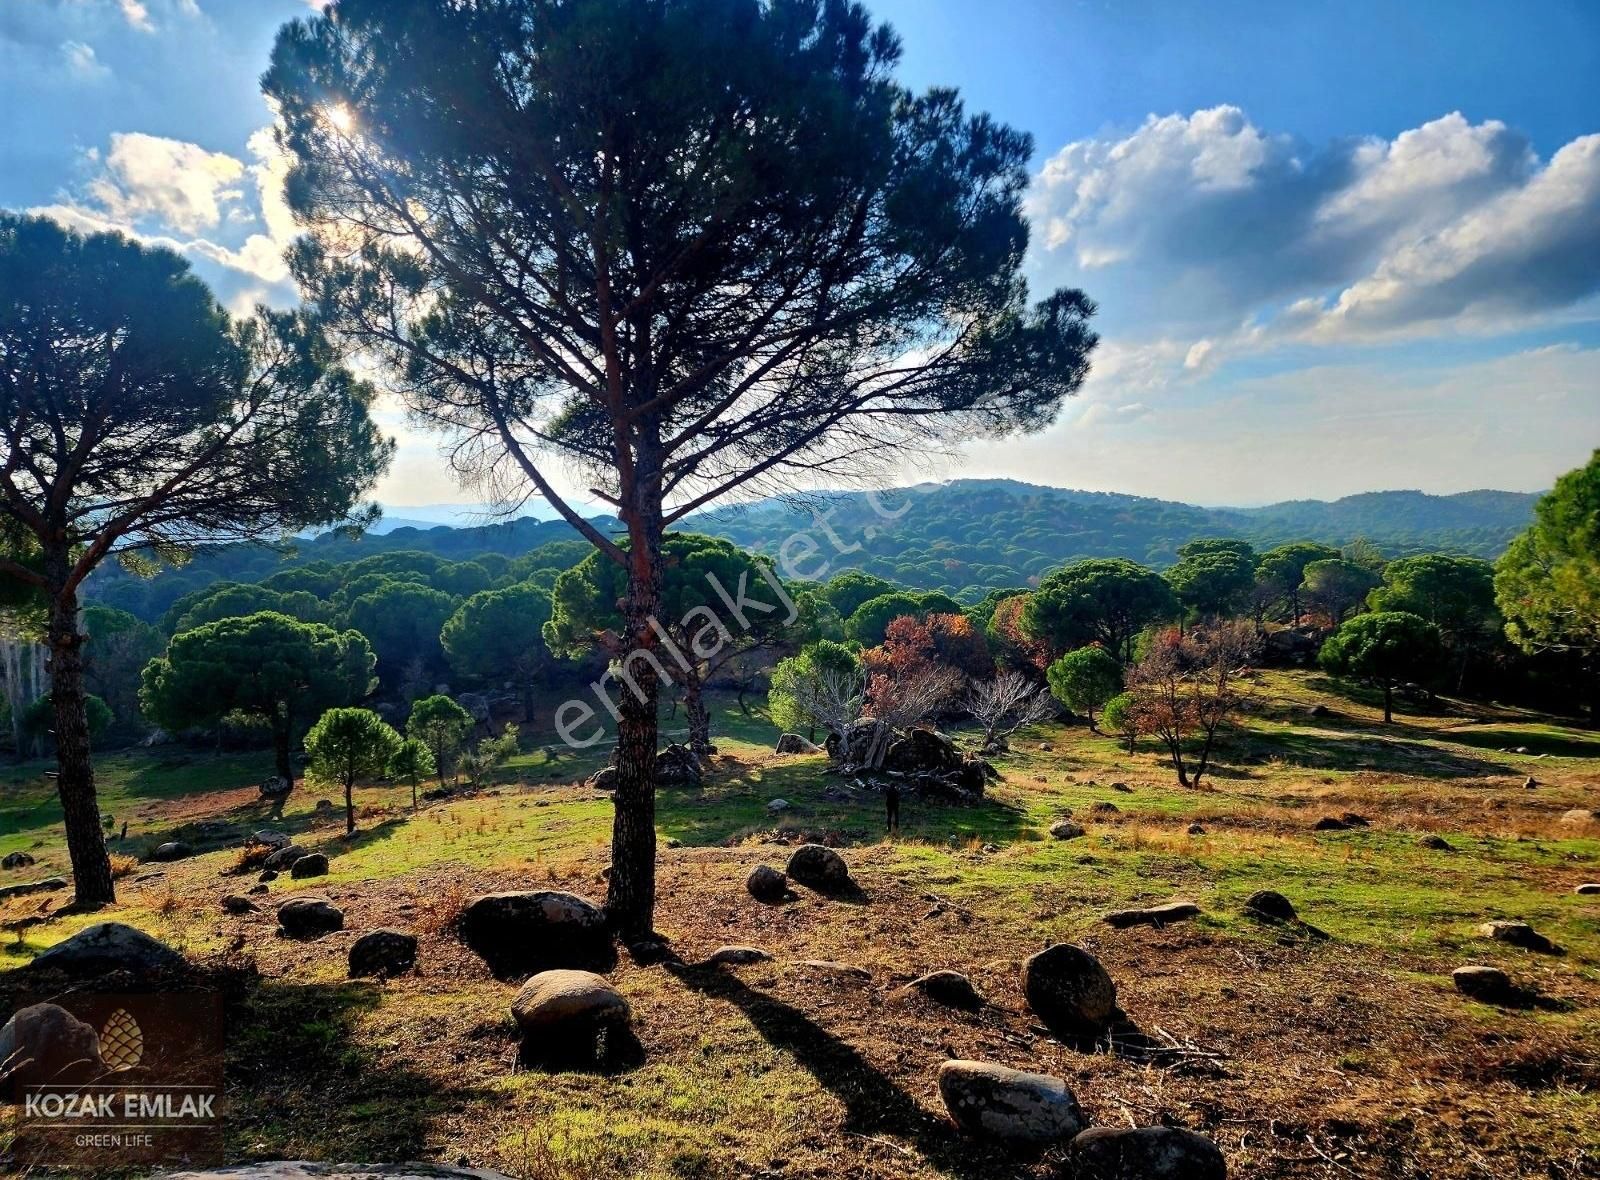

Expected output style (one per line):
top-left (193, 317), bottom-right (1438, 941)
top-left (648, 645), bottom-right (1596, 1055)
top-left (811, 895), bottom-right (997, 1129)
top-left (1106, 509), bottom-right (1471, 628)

top-left (89, 480), bottom-right (1540, 620)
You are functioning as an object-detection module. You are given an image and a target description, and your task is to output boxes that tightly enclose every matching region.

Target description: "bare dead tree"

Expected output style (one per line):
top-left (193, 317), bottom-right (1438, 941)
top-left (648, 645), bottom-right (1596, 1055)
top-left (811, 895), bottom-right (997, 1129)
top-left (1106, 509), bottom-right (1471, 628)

top-left (966, 670), bottom-right (1056, 751)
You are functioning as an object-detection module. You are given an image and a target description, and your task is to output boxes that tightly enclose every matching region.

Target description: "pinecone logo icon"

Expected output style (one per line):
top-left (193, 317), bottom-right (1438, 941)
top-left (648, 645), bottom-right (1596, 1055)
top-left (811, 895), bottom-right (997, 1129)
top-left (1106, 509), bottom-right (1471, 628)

top-left (100, 1008), bottom-right (144, 1071)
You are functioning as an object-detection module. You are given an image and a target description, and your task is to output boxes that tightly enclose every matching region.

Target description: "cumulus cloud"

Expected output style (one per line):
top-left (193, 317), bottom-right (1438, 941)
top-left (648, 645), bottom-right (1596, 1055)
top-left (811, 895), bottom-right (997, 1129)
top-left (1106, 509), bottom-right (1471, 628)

top-left (1028, 107), bottom-right (1600, 364)
top-left (28, 126), bottom-right (299, 292)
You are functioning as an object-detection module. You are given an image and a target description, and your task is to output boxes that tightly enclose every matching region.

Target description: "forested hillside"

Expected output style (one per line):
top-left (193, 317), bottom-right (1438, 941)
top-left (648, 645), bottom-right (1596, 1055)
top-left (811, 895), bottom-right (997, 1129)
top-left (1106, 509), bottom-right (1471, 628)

top-left (83, 481), bottom-right (1535, 619)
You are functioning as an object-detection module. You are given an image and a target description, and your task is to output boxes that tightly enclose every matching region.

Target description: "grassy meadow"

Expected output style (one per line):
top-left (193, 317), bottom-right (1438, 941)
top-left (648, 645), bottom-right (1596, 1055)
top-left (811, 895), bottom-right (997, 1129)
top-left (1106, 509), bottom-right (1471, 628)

top-left (2, 670), bottom-right (1597, 1178)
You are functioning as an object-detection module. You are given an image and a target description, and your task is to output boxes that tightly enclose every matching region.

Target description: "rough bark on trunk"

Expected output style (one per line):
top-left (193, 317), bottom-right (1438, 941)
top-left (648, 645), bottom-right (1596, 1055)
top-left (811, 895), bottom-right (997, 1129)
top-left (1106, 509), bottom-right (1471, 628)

top-left (46, 574), bottom-right (115, 909)
top-left (1382, 682), bottom-right (1393, 724)
top-left (345, 774), bottom-right (356, 834)
top-left (606, 505), bottom-right (664, 943)
top-left (273, 710), bottom-right (294, 788)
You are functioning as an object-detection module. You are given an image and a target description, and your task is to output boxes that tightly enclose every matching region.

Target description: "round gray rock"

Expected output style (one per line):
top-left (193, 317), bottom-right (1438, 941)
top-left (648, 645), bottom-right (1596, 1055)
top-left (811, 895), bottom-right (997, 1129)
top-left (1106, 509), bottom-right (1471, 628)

top-left (904, 970), bottom-right (983, 1010)
top-left (511, 969), bottom-right (630, 1044)
top-left (937, 1060), bottom-right (1085, 1145)
top-left (1069, 1126), bottom-right (1227, 1179)
top-left (1452, 964), bottom-right (1515, 1003)
top-left (150, 841), bottom-right (192, 862)
top-left (0, 1002), bottom-right (103, 1095)
top-left (277, 897), bottom-right (345, 938)
top-left (29, 922), bottom-right (188, 977)
top-left (458, 890), bottom-right (613, 977)
top-left (290, 853), bottom-right (330, 879)
top-left (263, 844), bottom-right (308, 872)
top-left (785, 844), bottom-right (850, 890)
top-left (1022, 943), bottom-right (1118, 1040)
top-left (1049, 819), bottom-right (1085, 841)
top-left (746, 864), bottom-right (788, 902)
top-left (349, 929), bottom-right (418, 978)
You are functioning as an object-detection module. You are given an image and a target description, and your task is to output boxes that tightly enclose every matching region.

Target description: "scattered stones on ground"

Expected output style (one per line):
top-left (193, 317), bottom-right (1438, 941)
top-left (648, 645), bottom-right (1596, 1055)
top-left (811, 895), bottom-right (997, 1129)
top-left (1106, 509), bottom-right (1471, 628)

top-left (150, 841), bottom-right (191, 862)
top-left (28, 922), bottom-right (188, 977)
top-left (1452, 964), bottom-right (1517, 1004)
top-left (458, 890), bottom-right (614, 976)
top-left (0, 1002), bottom-right (103, 1097)
top-left (1102, 901), bottom-right (1201, 929)
top-left (1243, 890), bottom-right (1297, 922)
top-left (937, 1060), bottom-right (1085, 1145)
top-left (277, 897), bottom-right (345, 938)
top-left (1068, 1125), bottom-right (1227, 1180)
top-left (902, 970), bottom-right (983, 1010)
top-left (1476, 919), bottom-right (1559, 954)
top-left (290, 853), bottom-right (330, 879)
top-left (785, 844), bottom-right (851, 890)
top-left (2, 851), bottom-right (37, 869)
top-left (704, 946), bottom-right (772, 967)
top-left (1022, 943), bottom-right (1118, 1041)
top-left (745, 865), bottom-right (789, 903)
top-left (221, 894), bottom-right (259, 915)
top-left (349, 929), bottom-right (418, 978)
top-left (1049, 819), bottom-right (1085, 841)
top-left (774, 733), bottom-right (821, 754)
top-left (1418, 834), bottom-right (1454, 851)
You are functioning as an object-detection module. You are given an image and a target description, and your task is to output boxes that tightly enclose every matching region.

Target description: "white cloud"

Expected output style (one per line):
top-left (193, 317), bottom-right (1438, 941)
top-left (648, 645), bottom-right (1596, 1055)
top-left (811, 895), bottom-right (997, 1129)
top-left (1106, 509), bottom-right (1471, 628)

top-left (1029, 108), bottom-right (1600, 365)
top-left (85, 131), bottom-right (245, 233)
top-left (118, 0), bottom-right (154, 32)
top-left (59, 39), bottom-right (109, 79)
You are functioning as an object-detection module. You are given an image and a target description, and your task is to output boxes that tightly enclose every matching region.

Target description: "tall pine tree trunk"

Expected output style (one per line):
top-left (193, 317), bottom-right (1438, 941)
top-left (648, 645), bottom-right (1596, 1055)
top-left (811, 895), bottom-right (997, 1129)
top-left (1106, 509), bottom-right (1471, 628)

top-left (684, 670), bottom-right (711, 755)
top-left (607, 475), bottom-right (664, 943)
top-left (45, 565), bottom-right (115, 909)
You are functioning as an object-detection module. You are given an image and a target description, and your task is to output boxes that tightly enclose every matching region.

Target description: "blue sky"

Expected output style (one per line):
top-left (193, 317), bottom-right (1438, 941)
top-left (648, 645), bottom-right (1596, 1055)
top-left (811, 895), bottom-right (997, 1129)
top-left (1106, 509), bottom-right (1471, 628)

top-left (2, 0), bottom-right (1597, 507)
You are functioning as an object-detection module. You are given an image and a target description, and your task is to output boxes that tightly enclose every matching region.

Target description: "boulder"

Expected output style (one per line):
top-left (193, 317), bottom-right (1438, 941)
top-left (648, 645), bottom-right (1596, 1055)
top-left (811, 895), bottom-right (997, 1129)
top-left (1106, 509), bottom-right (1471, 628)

top-left (745, 865), bottom-right (788, 903)
top-left (263, 844), bottom-right (308, 872)
top-left (1523, 776), bottom-right (1538, 790)
top-left (0, 876), bottom-right (67, 901)
top-left (775, 733), bottom-right (822, 754)
top-left (1312, 816), bottom-right (1349, 831)
top-left (277, 897), bottom-right (345, 938)
top-left (1475, 920), bottom-right (1558, 954)
top-left (0, 1002), bottom-right (103, 1098)
top-left (655, 743), bottom-right (703, 788)
top-left (1110, 782), bottom-right (1132, 793)
top-left (785, 844), bottom-right (851, 890)
top-left (1069, 1125), bottom-right (1227, 1179)
top-left (247, 883), bottom-right (269, 895)
top-left (903, 970), bottom-right (983, 1010)
top-left (290, 853), bottom-right (330, 879)
top-left (1341, 812), bottom-right (1371, 827)
top-left (884, 727), bottom-right (963, 775)
top-left (150, 841), bottom-right (192, 862)
top-left (3, 850), bottom-right (37, 869)
top-left (258, 776), bottom-right (293, 802)
top-left (1089, 801), bottom-right (1119, 815)
top-left (221, 894), bottom-right (259, 915)
top-left (258, 869), bottom-right (279, 883)
top-left (510, 969), bottom-right (631, 1064)
top-left (765, 798), bottom-right (792, 814)
top-left (936, 1060), bottom-right (1085, 1145)
top-left (1576, 883), bottom-right (1600, 896)
top-left (349, 929), bottom-right (418, 978)
top-left (29, 922), bottom-right (188, 977)
top-left (1418, 834), bottom-right (1454, 851)
top-left (1187, 823), bottom-right (1207, 836)
top-left (156, 1166), bottom-right (514, 1179)
top-left (705, 946), bottom-right (772, 967)
top-left (1021, 944), bottom-right (1118, 1040)
top-left (1559, 808), bottom-right (1600, 827)
top-left (1452, 965), bottom-right (1516, 1003)
top-left (586, 766), bottom-right (617, 791)
top-left (251, 829), bottom-right (291, 848)
top-left (458, 890), bottom-right (614, 977)
top-left (1049, 819), bottom-right (1085, 841)
top-left (1102, 901), bottom-right (1201, 929)
top-left (1243, 890), bottom-right (1297, 922)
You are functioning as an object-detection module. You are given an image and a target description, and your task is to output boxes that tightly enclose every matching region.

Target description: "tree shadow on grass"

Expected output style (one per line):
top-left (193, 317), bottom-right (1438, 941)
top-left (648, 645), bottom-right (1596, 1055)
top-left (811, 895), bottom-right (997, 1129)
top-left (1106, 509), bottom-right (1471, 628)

top-left (664, 963), bottom-right (1020, 1180)
top-left (224, 976), bottom-right (486, 1163)
top-left (1233, 727), bottom-right (1512, 779)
